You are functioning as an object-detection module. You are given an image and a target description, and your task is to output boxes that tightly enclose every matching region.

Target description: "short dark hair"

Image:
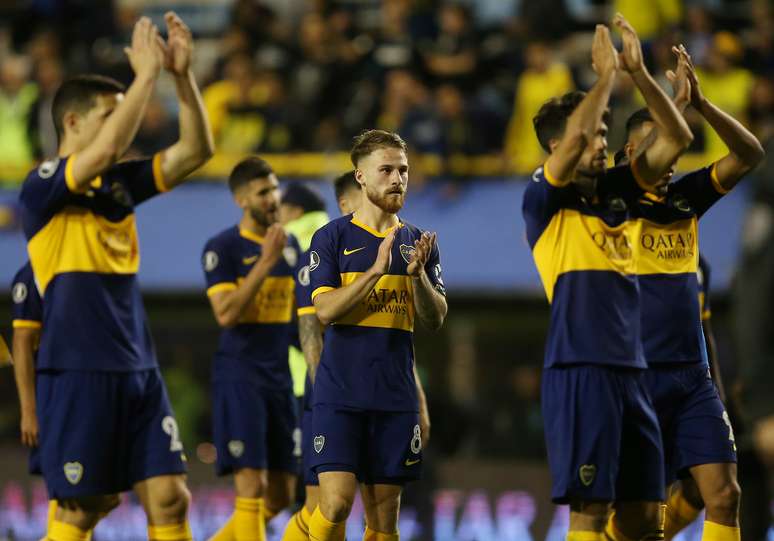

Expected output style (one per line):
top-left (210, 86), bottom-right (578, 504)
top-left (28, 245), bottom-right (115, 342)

top-left (625, 108), bottom-right (654, 140)
top-left (52, 75), bottom-right (125, 140)
top-left (350, 129), bottom-right (407, 167)
top-left (334, 170), bottom-right (360, 200)
top-left (282, 181), bottom-right (325, 213)
top-left (533, 91), bottom-right (611, 153)
top-left (228, 156), bottom-right (274, 193)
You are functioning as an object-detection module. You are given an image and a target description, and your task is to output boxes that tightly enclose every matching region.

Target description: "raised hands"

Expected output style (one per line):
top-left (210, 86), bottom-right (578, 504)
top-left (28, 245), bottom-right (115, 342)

top-left (124, 16), bottom-right (166, 80)
top-left (407, 231), bottom-right (436, 278)
top-left (666, 45), bottom-right (692, 108)
top-left (591, 24), bottom-right (619, 76)
top-left (163, 11), bottom-right (193, 76)
top-left (613, 13), bottom-right (645, 74)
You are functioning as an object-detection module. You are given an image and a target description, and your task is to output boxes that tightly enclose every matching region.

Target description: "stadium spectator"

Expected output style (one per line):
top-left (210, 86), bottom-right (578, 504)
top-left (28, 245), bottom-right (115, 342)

top-left (614, 0), bottom-right (682, 41)
top-left (29, 56), bottom-right (63, 160)
top-left (420, 3), bottom-right (478, 89)
top-left (504, 41), bottom-right (574, 174)
top-left (696, 32), bottom-right (755, 162)
top-left (0, 54), bottom-right (37, 185)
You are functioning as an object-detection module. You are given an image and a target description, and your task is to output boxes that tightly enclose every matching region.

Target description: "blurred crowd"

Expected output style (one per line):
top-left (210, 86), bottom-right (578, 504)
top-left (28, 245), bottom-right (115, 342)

top-left (1, 0), bottom-right (774, 184)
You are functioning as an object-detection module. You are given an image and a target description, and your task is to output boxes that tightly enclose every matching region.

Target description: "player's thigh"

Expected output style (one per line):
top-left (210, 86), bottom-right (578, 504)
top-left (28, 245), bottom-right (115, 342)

top-left (360, 483), bottom-right (402, 533)
top-left (212, 378), bottom-right (269, 476)
top-left (365, 411), bottom-right (422, 485)
top-left (616, 370), bottom-right (665, 504)
top-left (134, 474), bottom-right (191, 525)
top-left (541, 365), bottom-right (624, 505)
top-left (672, 368), bottom-right (737, 479)
top-left (128, 370), bottom-right (187, 487)
top-left (265, 388), bottom-right (300, 476)
top-left (36, 371), bottom-right (127, 498)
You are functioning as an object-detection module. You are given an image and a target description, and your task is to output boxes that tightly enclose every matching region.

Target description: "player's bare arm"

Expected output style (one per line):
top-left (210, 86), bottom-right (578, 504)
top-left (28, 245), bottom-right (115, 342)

top-left (407, 232), bottom-right (447, 331)
top-left (299, 313), bottom-right (323, 383)
top-left (69, 17), bottom-right (164, 190)
top-left (12, 327), bottom-right (40, 448)
top-left (616, 13), bottom-right (694, 186)
top-left (544, 25), bottom-right (618, 185)
top-left (678, 45), bottom-right (764, 190)
top-left (208, 224), bottom-right (287, 327)
top-left (313, 229), bottom-right (396, 326)
top-left (156, 12), bottom-right (214, 188)
top-left (413, 362), bottom-right (431, 450)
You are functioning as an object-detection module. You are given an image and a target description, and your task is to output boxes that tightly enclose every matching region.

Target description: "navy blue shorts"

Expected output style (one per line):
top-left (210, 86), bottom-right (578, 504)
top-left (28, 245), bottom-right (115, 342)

top-left (542, 365), bottom-right (665, 504)
top-left (310, 405), bottom-right (422, 485)
top-left (36, 369), bottom-right (187, 499)
top-left (212, 380), bottom-right (298, 476)
top-left (301, 408), bottom-right (319, 486)
top-left (645, 363), bottom-right (737, 484)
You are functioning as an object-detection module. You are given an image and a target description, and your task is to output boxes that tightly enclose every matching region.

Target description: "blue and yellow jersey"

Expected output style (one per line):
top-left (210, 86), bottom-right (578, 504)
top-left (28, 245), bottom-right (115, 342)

top-left (309, 214), bottom-right (445, 411)
top-left (202, 225), bottom-right (301, 389)
top-left (698, 255), bottom-right (711, 322)
top-left (523, 164), bottom-right (645, 369)
top-left (11, 262), bottom-right (43, 333)
top-left (19, 154), bottom-right (166, 372)
top-left (634, 164), bottom-right (725, 365)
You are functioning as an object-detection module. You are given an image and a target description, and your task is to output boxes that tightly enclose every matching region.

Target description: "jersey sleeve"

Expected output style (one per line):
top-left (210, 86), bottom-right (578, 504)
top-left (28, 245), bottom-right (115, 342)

top-left (309, 225), bottom-right (341, 301)
top-left (11, 264), bottom-right (43, 330)
top-left (202, 236), bottom-right (238, 297)
top-left (19, 157), bottom-right (76, 237)
top-left (295, 248), bottom-right (316, 316)
top-left (425, 238), bottom-right (446, 297)
top-left (522, 164), bottom-right (569, 249)
top-left (113, 153), bottom-right (167, 206)
top-left (669, 164), bottom-right (725, 218)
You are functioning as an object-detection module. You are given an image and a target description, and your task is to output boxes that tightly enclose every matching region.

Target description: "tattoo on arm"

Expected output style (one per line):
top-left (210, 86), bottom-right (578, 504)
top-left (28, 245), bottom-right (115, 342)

top-left (299, 313), bottom-right (323, 383)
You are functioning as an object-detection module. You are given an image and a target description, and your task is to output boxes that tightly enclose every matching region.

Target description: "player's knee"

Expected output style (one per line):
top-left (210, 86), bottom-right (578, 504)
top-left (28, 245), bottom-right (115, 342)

top-left (704, 479), bottom-right (741, 519)
top-left (153, 479), bottom-right (191, 522)
top-left (234, 469), bottom-right (268, 499)
top-left (320, 492), bottom-right (354, 523)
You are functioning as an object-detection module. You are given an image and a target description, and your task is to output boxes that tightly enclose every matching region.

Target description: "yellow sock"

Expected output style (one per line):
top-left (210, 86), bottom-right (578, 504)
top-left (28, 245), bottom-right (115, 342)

top-left (665, 490), bottom-right (702, 540)
top-left (567, 530), bottom-right (604, 541)
top-left (48, 521), bottom-right (90, 541)
top-left (47, 500), bottom-right (58, 533)
top-left (604, 515), bottom-right (636, 541)
top-left (234, 497), bottom-right (266, 541)
top-left (281, 507), bottom-right (311, 541)
top-left (363, 526), bottom-right (399, 540)
top-left (308, 507), bottom-right (346, 541)
top-left (702, 521), bottom-right (740, 541)
top-left (148, 523), bottom-right (193, 541)
top-left (208, 516), bottom-right (235, 541)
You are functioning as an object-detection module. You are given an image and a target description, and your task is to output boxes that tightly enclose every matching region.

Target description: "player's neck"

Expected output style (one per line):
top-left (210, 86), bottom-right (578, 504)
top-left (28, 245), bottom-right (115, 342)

top-left (572, 174), bottom-right (597, 198)
top-left (57, 140), bottom-right (79, 159)
top-left (353, 201), bottom-right (399, 233)
top-left (239, 214), bottom-right (268, 238)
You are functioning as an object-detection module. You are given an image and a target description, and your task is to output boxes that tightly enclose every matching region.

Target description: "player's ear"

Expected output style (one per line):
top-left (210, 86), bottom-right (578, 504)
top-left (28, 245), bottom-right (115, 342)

top-left (548, 138), bottom-right (560, 154)
top-left (354, 168), bottom-right (366, 187)
top-left (63, 111), bottom-right (80, 136)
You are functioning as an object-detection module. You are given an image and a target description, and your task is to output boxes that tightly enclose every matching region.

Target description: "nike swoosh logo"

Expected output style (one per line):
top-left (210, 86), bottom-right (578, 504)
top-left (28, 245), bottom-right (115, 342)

top-left (343, 247), bottom-right (365, 256)
top-left (242, 255), bottom-right (259, 265)
top-left (405, 458), bottom-right (421, 466)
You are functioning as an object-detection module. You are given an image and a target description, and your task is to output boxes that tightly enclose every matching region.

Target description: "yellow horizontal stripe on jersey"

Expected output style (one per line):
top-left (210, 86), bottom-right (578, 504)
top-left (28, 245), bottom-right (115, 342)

top-left (532, 209), bottom-right (637, 303)
top-left (311, 286), bottom-right (335, 300)
top-left (297, 306), bottom-right (316, 316)
top-left (237, 276), bottom-right (295, 324)
top-left (28, 207), bottom-right (140, 295)
top-left (709, 162), bottom-right (729, 195)
top-left (63, 155), bottom-right (103, 194)
top-left (207, 282), bottom-right (237, 296)
top-left (12, 319), bottom-right (42, 329)
top-left (152, 152), bottom-right (168, 193)
top-left (635, 217), bottom-right (698, 276)
top-left (336, 272), bottom-right (414, 332)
